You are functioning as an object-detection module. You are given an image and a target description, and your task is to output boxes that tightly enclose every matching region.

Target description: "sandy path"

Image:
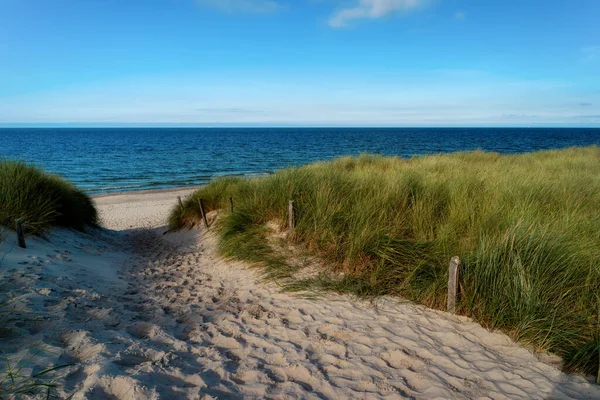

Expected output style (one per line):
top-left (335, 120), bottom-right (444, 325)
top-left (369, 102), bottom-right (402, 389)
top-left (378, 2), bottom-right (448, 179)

top-left (1, 189), bottom-right (598, 399)
top-left (93, 187), bottom-right (198, 230)
top-left (94, 190), bottom-right (600, 399)
top-left (115, 228), bottom-right (600, 399)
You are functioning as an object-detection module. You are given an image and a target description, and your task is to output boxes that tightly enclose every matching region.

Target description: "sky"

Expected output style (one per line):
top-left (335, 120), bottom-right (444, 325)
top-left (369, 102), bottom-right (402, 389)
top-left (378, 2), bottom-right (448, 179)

top-left (0, 0), bottom-right (599, 127)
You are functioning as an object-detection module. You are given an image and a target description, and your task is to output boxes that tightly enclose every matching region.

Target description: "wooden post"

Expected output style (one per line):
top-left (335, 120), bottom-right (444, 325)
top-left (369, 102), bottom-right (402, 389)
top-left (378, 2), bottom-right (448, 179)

top-left (288, 200), bottom-right (295, 235)
top-left (447, 256), bottom-right (460, 313)
top-left (597, 347), bottom-right (600, 384)
top-left (597, 355), bottom-right (599, 385)
top-left (229, 197), bottom-right (234, 213)
top-left (198, 198), bottom-right (209, 229)
top-left (16, 219), bottom-right (26, 249)
top-left (178, 196), bottom-right (184, 209)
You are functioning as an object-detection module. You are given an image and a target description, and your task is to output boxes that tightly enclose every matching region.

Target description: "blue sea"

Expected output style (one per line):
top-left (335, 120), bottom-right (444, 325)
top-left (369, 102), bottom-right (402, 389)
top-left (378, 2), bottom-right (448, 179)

top-left (1, 128), bottom-right (599, 194)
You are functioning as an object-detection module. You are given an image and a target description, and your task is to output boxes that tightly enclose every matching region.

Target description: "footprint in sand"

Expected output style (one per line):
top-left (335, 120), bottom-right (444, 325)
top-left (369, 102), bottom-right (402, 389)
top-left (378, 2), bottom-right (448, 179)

top-left (60, 330), bottom-right (104, 363)
top-left (127, 321), bottom-right (160, 339)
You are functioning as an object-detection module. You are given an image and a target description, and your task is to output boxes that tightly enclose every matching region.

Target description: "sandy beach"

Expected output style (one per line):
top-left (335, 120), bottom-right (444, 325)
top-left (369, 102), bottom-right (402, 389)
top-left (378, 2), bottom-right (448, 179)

top-left (1, 187), bottom-right (599, 399)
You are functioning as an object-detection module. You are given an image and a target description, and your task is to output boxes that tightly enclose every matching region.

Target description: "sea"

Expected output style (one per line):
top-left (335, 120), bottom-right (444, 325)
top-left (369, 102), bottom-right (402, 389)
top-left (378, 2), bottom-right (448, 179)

top-left (1, 128), bottom-right (599, 194)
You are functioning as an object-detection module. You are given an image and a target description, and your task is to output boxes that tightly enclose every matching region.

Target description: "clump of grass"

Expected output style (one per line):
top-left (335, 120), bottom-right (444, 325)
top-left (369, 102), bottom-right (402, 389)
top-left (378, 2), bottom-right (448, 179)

top-left (0, 356), bottom-right (71, 399)
top-left (170, 146), bottom-right (600, 378)
top-left (0, 161), bottom-right (97, 234)
top-left (168, 176), bottom-right (244, 230)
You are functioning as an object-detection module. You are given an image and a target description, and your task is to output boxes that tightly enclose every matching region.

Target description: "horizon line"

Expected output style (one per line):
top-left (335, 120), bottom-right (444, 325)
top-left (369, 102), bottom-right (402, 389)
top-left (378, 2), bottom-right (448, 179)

top-left (1, 124), bottom-right (599, 129)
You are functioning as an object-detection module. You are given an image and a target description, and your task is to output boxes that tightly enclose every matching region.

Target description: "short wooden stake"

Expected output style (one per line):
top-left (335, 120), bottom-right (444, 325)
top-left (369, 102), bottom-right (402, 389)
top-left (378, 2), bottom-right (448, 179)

top-left (447, 256), bottom-right (460, 313)
top-left (229, 197), bottom-right (234, 213)
top-left (178, 196), bottom-right (184, 209)
top-left (288, 200), bottom-right (295, 235)
top-left (597, 347), bottom-right (600, 384)
top-left (597, 359), bottom-right (599, 385)
top-left (16, 219), bottom-right (26, 249)
top-left (198, 198), bottom-right (209, 229)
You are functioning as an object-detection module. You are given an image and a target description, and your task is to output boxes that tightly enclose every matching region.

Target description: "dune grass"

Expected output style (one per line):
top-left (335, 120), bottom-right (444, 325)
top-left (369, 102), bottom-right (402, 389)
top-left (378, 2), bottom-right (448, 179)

top-left (170, 146), bottom-right (600, 378)
top-left (0, 161), bottom-right (97, 234)
top-left (0, 162), bottom-right (96, 398)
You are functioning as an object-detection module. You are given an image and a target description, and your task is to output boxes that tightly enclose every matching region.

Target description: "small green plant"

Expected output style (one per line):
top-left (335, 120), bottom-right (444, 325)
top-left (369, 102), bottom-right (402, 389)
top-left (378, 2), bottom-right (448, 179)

top-left (0, 356), bottom-right (71, 399)
top-left (170, 146), bottom-right (600, 378)
top-left (0, 161), bottom-right (97, 234)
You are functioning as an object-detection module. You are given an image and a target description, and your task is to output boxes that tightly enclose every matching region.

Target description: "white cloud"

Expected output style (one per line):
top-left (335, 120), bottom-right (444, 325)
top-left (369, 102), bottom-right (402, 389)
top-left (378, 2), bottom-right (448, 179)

top-left (454, 11), bottom-right (465, 20)
top-left (329, 0), bottom-right (428, 28)
top-left (196, 0), bottom-right (281, 13)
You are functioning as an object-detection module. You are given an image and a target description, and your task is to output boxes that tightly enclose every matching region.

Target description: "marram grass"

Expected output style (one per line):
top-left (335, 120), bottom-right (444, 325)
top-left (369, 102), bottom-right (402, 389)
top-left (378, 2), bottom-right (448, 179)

top-left (0, 162), bottom-right (94, 398)
top-left (0, 160), bottom-right (97, 234)
top-left (170, 146), bottom-right (600, 378)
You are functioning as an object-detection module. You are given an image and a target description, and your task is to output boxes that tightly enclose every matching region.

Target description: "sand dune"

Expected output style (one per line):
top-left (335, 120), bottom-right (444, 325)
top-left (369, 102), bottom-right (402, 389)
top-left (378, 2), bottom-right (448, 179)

top-left (0, 189), bottom-right (598, 399)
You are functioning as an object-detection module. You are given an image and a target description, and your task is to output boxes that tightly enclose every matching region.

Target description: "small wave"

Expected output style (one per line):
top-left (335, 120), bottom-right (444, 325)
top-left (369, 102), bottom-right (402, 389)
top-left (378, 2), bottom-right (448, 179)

top-left (91, 184), bottom-right (145, 191)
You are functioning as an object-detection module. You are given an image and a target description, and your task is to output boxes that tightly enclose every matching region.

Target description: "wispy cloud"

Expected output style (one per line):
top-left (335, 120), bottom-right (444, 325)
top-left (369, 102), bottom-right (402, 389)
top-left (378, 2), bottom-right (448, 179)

top-left (501, 114), bottom-right (540, 119)
top-left (195, 107), bottom-right (261, 113)
top-left (3, 70), bottom-right (598, 126)
top-left (454, 11), bottom-right (465, 20)
top-left (195, 0), bottom-right (281, 13)
top-left (570, 115), bottom-right (600, 119)
top-left (329, 0), bottom-right (429, 28)
top-left (581, 46), bottom-right (600, 61)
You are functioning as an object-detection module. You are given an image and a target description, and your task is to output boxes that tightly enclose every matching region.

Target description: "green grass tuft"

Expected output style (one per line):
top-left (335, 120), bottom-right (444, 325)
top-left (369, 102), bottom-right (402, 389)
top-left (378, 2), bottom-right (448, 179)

top-left (170, 146), bottom-right (600, 378)
top-left (0, 356), bottom-right (72, 399)
top-left (0, 161), bottom-right (98, 234)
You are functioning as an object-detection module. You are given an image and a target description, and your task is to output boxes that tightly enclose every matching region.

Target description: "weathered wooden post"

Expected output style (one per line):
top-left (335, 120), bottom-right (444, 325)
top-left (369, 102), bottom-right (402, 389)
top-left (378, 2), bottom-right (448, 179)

top-left (229, 197), bottom-right (234, 213)
top-left (597, 345), bottom-right (600, 384)
top-left (447, 256), bottom-right (460, 313)
top-left (16, 219), bottom-right (26, 249)
top-left (288, 200), bottom-right (295, 235)
top-left (198, 198), bottom-right (209, 229)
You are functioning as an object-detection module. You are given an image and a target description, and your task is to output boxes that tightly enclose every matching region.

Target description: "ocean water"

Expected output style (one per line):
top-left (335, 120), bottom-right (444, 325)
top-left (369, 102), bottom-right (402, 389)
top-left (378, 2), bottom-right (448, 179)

top-left (0, 128), bottom-right (599, 194)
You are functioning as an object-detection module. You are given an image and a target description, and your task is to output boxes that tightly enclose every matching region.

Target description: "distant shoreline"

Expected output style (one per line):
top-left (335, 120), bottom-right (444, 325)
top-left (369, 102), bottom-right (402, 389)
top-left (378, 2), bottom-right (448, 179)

top-left (2, 126), bottom-right (600, 129)
top-left (91, 184), bottom-right (203, 199)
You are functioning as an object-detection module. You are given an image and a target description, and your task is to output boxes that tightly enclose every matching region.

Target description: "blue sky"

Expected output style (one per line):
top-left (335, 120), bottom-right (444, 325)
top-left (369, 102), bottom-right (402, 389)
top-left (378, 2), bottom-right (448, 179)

top-left (1, 0), bottom-right (599, 126)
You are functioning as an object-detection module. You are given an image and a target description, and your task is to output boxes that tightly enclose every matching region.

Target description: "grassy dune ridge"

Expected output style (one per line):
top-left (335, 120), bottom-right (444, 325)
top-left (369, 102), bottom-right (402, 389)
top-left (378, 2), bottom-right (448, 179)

top-left (0, 160), bottom-right (97, 397)
top-left (170, 146), bottom-right (600, 377)
top-left (0, 160), bottom-right (98, 234)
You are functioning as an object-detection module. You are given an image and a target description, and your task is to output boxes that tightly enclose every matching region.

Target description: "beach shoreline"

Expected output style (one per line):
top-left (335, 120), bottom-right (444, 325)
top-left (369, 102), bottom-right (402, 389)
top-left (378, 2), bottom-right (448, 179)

top-left (92, 186), bottom-right (198, 230)
top-left (91, 184), bottom-right (203, 200)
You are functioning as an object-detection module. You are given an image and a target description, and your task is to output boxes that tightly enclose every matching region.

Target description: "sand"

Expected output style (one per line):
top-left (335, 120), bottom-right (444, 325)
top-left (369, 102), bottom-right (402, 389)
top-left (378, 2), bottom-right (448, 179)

top-left (93, 187), bottom-right (199, 230)
top-left (0, 187), bottom-right (599, 399)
